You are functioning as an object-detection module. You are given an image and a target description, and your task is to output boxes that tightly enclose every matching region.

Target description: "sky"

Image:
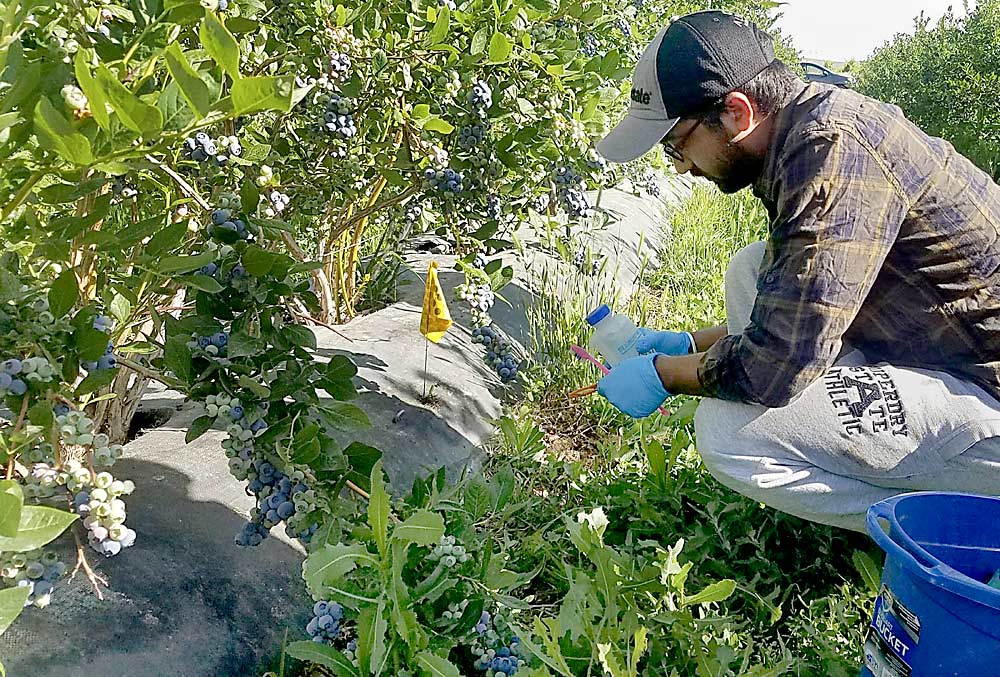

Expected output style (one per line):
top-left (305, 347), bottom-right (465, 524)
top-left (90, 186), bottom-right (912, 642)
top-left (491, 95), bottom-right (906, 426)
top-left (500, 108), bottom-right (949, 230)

top-left (774, 0), bottom-right (968, 62)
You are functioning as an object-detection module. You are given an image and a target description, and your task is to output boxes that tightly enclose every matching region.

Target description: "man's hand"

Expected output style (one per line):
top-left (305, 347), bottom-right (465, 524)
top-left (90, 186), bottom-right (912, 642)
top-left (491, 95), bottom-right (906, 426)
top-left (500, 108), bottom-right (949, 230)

top-left (597, 354), bottom-right (670, 418)
top-left (636, 329), bottom-right (695, 356)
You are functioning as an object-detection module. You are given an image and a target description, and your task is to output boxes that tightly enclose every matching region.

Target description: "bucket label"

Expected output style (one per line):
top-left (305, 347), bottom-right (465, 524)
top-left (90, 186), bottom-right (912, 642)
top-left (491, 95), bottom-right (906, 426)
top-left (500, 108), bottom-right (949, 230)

top-left (863, 585), bottom-right (920, 676)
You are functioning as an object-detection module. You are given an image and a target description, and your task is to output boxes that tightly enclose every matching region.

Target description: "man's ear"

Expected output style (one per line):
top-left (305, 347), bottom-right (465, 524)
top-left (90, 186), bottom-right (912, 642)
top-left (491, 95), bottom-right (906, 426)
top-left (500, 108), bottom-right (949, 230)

top-left (721, 91), bottom-right (756, 143)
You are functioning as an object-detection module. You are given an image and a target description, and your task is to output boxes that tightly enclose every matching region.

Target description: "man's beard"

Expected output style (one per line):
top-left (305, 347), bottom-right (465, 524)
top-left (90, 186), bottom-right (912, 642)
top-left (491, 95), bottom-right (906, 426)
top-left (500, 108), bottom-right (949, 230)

top-left (711, 141), bottom-right (764, 194)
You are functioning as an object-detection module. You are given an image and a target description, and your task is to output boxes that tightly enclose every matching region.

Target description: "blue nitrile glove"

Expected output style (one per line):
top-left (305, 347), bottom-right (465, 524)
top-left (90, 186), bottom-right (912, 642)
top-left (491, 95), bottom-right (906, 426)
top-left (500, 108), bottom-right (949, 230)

top-left (635, 329), bottom-right (695, 356)
top-left (597, 354), bottom-right (670, 418)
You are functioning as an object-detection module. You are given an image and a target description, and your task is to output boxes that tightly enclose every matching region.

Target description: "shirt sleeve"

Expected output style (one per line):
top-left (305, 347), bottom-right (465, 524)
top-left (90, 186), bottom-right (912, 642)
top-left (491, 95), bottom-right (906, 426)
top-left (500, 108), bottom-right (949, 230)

top-left (698, 124), bottom-right (909, 407)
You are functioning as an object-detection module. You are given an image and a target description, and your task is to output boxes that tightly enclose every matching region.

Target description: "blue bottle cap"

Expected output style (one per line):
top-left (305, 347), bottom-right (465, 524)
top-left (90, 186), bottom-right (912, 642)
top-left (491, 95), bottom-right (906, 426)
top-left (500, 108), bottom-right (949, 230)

top-left (586, 304), bottom-right (611, 326)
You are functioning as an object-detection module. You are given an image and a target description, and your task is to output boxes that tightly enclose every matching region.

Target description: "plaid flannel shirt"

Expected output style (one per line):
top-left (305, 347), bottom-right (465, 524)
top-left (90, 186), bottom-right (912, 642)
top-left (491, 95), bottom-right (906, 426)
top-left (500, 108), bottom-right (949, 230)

top-left (698, 82), bottom-right (1000, 407)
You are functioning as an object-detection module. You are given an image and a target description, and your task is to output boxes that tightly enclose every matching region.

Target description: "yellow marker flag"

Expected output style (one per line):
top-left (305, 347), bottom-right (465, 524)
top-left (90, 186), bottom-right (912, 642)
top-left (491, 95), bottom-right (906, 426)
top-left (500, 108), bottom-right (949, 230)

top-left (420, 261), bottom-right (452, 343)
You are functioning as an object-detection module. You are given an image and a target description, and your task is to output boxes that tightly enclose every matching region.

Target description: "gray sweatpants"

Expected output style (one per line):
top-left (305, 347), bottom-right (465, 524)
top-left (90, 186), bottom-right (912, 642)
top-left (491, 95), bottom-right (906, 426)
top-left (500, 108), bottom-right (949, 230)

top-left (694, 241), bottom-right (1000, 532)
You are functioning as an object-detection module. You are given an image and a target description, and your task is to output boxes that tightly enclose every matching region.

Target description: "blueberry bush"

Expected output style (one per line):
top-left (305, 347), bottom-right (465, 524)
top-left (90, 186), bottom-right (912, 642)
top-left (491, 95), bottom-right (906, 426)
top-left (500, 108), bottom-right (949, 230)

top-left (856, 0), bottom-right (1000, 179)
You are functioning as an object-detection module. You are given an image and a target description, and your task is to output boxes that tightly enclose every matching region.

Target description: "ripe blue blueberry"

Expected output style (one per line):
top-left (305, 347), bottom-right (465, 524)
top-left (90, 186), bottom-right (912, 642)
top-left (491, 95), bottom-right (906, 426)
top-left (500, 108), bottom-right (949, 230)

top-left (1, 359), bottom-right (21, 376)
top-left (9, 379), bottom-right (26, 395)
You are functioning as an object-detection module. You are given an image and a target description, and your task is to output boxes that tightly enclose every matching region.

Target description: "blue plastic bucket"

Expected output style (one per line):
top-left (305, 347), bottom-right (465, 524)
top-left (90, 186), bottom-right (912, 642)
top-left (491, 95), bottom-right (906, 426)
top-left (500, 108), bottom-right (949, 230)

top-left (862, 492), bottom-right (1000, 676)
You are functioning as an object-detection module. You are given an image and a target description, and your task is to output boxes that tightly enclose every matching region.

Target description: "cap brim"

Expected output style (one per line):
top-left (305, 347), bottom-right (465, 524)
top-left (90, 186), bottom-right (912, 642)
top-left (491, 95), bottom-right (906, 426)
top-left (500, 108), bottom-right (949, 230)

top-left (597, 115), bottom-right (680, 163)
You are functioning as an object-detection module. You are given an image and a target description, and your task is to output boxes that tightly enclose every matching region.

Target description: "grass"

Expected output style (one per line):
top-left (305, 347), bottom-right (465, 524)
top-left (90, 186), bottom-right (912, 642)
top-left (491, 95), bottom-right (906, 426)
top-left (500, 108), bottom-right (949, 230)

top-left (642, 184), bottom-right (770, 331)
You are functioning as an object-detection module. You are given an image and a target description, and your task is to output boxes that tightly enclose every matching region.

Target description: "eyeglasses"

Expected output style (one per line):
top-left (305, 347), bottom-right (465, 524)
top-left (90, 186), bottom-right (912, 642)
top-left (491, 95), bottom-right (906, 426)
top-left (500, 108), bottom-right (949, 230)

top-left (661, 117), bottom-right (703, 161)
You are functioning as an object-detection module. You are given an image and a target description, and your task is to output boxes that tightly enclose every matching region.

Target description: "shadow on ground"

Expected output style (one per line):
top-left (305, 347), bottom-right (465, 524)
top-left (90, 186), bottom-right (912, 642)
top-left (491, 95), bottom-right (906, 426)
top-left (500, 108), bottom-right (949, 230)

top-left (1, 459), bottom-right (311, 677)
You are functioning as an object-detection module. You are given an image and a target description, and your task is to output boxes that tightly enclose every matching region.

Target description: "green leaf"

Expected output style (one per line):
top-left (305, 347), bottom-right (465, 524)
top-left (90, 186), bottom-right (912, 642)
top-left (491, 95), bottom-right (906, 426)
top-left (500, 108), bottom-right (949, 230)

top-left (240, 179), bottom-right (260, 213)
top-left (426, 5), bottom-right (450, 44)
top-left (629, 627), bottom-right (648, 676)
top-left (231, 75), bottom-right (293, 115)
top-left (200, 12), bottom-right (240, 78)
top-left (596, 643), bottom-right (626, 677)
top-left (0, 505), bottom-right (77, 552)
top-left (96, 65), bottom-right (164, 134)
top-left (110, 294), bottom-right (132, 324)
top-left (853, 550), bottom-right (882, 595)
top-left (303, 543), bottom-right (376, 596)
top-left (644, 439), bottom-right (666, 482)
top-left (75, 367), bottom-right (118, 396)
top-left (74, 52), bottom-right (109, 130)
top-left (389, 543), bottom-right (422, 647)
top-left (163, 335), bottom-right (193, 381)
top-left (488, 32), bottom-right (512, 63)
top-left (343, 442), bottom-right (381, 483)
top-left (368, 461), bottom-right (390, 557)
top-left (415, 652), bottom-right (460, 677)
top-left (227, 331), bottom-right (265, 358)
top-left (237, 375), bottom-right (271, 398)
top-left (164, 43), bottom-right (211, 119)
top-left (283, 324), bottom-right (317, 350)
top-left (391, 510), bottom-right (444, 546)
top-left (422, 116), bottom-right (454, 134)
top-left (225, 16), bottom-right (258, 33)
top-left (33, 98), bottom-right (93, 165)
top-left (185, 415), bottom-right (215, 444)
top-left (179, 274), bottom-right (224, 293)
top-left (319, 401), bottom-right (370, 429)
top-left (241, 245), bottom-right (276, 276)
top-left (48, 269), bottom-right (79, 319)
top-left (0, 482), bottom-right (23, 539)
top-left (0, 587), bottom-right (30, 637)
top-left (0, 269), bottom-right (17, 304)
top-left (320, 376), bottom-right (356, 401)
top-left (75, 325), bottom-right (112, 361)
top-left (155, 251), bottom-right (216, 275)
top-left (683, 579), bottom-right (737, 607)
top-left (357, 598), bottom-right (388, 674)
top-left (326, 355), bottom-right (358, 381)
top-left (26, 401), bottom-right (53, 430)
top-left (471, 27), bottom-right (489, 55)
top-left (285, 641), bottom-right (359, 676)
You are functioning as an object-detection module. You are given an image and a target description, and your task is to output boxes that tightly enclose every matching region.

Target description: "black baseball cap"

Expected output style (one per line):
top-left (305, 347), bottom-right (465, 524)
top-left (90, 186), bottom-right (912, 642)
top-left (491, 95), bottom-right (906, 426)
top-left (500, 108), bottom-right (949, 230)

top-left (597, 10), bottom-right (776, 163)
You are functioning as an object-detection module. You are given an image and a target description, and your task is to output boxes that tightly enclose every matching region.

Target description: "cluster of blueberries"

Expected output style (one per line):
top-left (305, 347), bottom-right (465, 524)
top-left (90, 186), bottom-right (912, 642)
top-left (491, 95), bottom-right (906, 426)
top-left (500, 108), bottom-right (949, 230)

top-left (617, 17), bottom-right (631, 38)
top-left (264, 190), bottom-right (291, 217)
top-left (581, 33), bottom-right (599, 57)
top-left (0, 359), bottom-right (29, 396)
top-left (322, 94), bottom-right (357, 139)
top-left (468, 80), bottom-right (492, 114)
top-left (423, 167), bottom-right (465, 194)
top-left (458, 122), bottom-right (487, 149)
top-left (0, 549), bottom-right (66, 609)
top-left (573, 248), bottom-right (601, 276)
top-left (181, 132), bottom-right (242, 167)
top-left (206, 207), bottom-right (253, 240)
top-left (472, 611), bottom-right (523, 675)
top-left (236, 457), bottom-right (316, 546)
top-left (472, 326), bottom-right (519, 383)
top-left (81, 341), bottom-right (118, 372)
top-left (190, 331), bottom-right (230, 358)
top-left (486, 194), bottom-right (502, 221)
top-left (553, 165), bottom-right (594, 219)
top-left (327, 52), bottom-right (351, 80)
top-left (200, 261), bottom-right (247, 284)
top-left (306, 601), bottom-right (344, 644)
